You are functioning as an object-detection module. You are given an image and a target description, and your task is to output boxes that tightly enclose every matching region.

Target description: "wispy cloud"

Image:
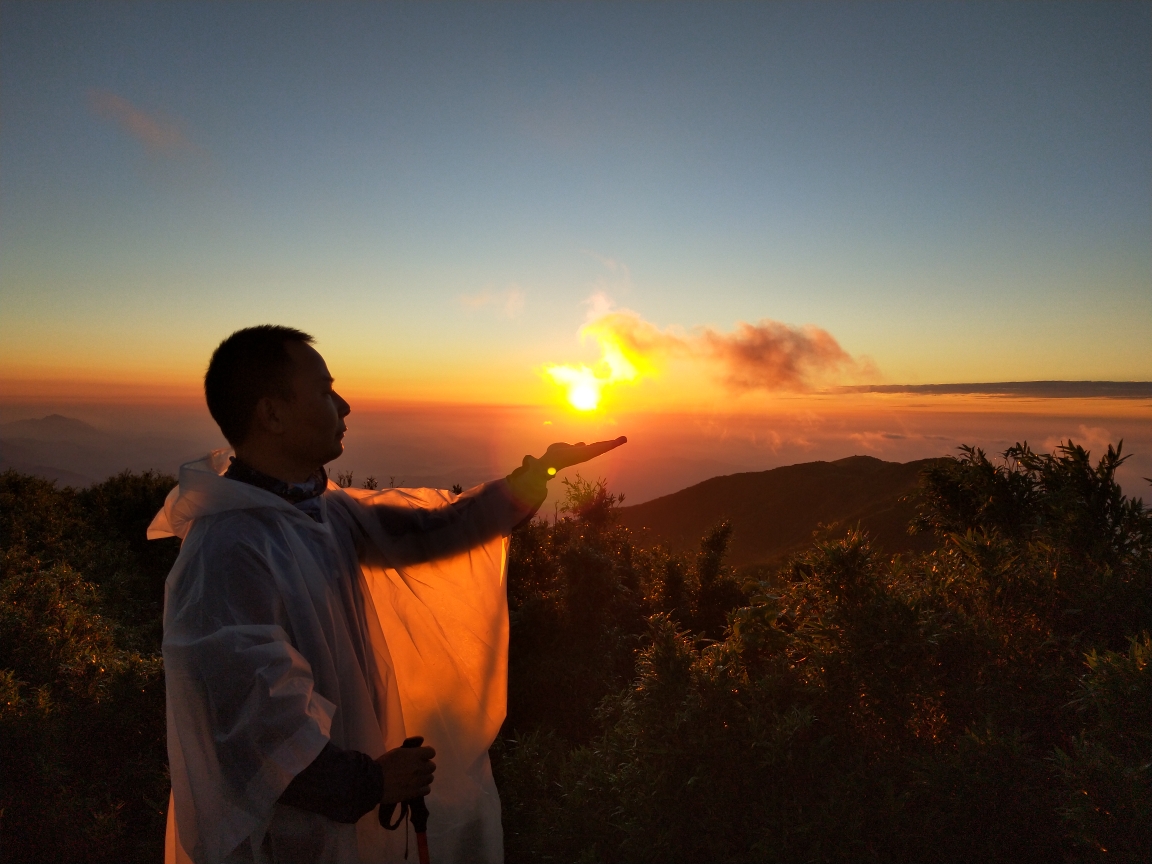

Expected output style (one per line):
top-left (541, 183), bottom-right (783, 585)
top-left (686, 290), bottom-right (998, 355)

top-left (582, 251), bottom-right (634, 298)
top-left (583, 291), bottom-right (616, 321)
top-left (1043, 424), bottom-right (1115, 455)
top-left (583, 251), bottom-right (631, 278)
top-left (848, 431), bottom-right (911, 451)
top-left (458, 286), bottom-right (525, 318)
top-left (88, 89), bottom-right (199, 157)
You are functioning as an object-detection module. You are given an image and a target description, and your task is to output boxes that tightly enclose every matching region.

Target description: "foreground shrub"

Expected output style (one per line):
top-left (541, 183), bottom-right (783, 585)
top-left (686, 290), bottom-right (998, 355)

top-left (2, 438), bottom-right (1148, 861)
top-left (0, 471), bottom-right (176, 863)
top-left (1054, 635), bottom-right (1152, 860)
top-left (497, 442), bottom-right (1152, 862)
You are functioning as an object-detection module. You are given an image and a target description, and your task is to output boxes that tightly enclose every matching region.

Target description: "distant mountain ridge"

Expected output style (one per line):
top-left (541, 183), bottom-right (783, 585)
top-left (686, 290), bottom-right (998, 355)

top-left (0, 414), bottom-right (107, 441)
top-left (617, 455), bottom-right (944, 568)
top-left (0, 414), bottom-right (210, 487)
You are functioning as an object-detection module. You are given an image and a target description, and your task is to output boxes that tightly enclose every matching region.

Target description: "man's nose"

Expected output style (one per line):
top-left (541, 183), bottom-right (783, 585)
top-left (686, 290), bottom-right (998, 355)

top-left (335, 392), bottom-right (351, 417)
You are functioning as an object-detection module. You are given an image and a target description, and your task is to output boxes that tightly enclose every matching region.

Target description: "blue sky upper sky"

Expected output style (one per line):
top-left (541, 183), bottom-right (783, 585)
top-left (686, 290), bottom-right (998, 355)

top-left (2, 1), bottom-right (1149, 404)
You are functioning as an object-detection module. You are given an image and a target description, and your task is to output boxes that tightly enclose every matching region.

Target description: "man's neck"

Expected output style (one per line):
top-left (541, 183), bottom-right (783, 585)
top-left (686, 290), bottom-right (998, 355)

top-left (232, 447), bottom-right (320, 484)
top-left (225, 457), bottom-right (328, 508)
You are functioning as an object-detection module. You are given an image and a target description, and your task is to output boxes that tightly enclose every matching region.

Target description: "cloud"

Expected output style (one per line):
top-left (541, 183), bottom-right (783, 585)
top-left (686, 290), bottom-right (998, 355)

top-left (583, 311), bottom-right (871, 393)
top-left (583, 291), bottom-right (616, 321)
top-left (842, 382), bottom-right (1152, 398)
top-left (848, 431), bottom-right (911, 451)
top-left (88, 89), bottom-right (197, 156)
top-left (544, 308), bottom-right (875, 409)
top-left (582, 310), bottom-right (688, 369)
top-left (458, 286), bottom-right (525, 318)
top-left (1043, 424), bottom-right (1114, 455)
top-left (582, 252), bottom-right (634, 298)
top-left (700, 320), bottom-right (870, 392)
top-left (583, 251), bottom-right (629, 275)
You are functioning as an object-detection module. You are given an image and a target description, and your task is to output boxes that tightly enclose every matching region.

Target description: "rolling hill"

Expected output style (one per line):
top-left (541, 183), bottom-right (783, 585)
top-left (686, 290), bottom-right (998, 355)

top-left (616, 455), bottom-right (944, 568)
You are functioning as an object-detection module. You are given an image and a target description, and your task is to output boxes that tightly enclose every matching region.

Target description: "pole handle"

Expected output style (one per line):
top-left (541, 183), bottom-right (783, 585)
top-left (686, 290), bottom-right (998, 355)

top-left (401, 736), bottom-right (431, 834)
top-left (379, 736), bottom-right (428, 830)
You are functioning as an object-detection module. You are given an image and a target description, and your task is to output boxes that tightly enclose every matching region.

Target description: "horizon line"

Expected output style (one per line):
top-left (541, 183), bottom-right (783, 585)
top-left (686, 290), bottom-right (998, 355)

top-left (3, 378), bottom-right (1151, 410)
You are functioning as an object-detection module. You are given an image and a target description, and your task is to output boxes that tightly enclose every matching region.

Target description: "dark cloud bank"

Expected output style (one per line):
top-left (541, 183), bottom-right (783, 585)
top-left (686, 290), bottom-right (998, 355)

top-left (842, 382), bottom-right (1152, 399)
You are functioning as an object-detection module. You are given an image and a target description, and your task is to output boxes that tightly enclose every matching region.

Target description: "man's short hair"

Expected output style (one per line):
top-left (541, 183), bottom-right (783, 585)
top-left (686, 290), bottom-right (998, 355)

top-left (205, 325), bottom-right (315, 445)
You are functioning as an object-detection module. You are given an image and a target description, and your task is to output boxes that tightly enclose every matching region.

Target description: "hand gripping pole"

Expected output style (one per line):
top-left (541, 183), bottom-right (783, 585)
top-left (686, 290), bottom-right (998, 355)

top-left (380, 736), bottom-right (432, 864)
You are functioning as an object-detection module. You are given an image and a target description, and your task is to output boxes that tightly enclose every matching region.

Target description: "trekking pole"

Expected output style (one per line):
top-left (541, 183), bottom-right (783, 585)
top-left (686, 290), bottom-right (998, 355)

top-left (381, 737), bottom-right (432, 864)
top-left (401, 736), bottom-right (432, 864)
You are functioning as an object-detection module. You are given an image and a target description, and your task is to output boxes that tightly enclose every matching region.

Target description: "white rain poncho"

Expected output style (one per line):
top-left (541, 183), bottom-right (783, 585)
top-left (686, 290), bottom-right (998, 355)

top-left (149, 450), bottom-right (533, 864)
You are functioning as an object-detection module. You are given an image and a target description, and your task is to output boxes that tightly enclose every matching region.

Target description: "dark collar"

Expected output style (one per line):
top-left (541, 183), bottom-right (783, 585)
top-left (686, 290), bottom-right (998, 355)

top-left (224, 457), bottom-right (329, 505)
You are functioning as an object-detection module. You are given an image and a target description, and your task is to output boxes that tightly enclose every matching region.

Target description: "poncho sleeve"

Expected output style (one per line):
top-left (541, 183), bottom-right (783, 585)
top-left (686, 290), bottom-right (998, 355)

top-left (346, 478), bottom-right (538, 568)
top-left (163, 515), bottom-right (336, 864)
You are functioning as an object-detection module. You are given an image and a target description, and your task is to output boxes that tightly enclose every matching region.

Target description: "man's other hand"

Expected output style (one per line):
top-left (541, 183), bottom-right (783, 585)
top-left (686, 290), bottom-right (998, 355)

top-left (377, 744), bottom-right (436, 803)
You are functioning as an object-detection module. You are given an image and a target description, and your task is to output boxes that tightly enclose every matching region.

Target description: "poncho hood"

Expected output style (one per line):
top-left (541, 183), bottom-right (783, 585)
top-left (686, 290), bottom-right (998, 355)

top-left (148, 449), bottom-right (328, 541)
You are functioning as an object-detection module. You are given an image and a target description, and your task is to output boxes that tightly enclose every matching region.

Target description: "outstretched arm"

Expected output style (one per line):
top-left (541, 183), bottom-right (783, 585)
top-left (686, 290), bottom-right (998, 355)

top-left (348, 437), bottom-right (628, 567)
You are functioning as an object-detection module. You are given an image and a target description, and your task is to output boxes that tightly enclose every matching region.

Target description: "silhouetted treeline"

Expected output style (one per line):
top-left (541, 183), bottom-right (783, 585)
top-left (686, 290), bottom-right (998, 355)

top-left (1, 441), bottom-right (1149, 862)
top-left (496, 443), bottom-right (1151, 863)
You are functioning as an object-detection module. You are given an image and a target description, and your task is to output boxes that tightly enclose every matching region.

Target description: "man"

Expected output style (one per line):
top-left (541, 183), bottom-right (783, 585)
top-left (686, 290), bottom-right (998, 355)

top-left (149, 325), bottom-right (625, 864)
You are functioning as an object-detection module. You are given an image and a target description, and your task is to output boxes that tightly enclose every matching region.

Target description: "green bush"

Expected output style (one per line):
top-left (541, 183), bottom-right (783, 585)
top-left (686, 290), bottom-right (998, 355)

top-left (497, 444), bottom-right (1152, 862)
top-left (1054, 635), bottom-right (1152, 860)
top-left (2, 439), bottom-right (1149, 862)
top-left (0, 471), bottom-right (177, 863)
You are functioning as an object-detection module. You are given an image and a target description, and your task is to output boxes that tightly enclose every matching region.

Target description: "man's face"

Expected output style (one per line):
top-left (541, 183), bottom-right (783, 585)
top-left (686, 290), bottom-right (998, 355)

top-left (277, 341), bottom-right (351, 468)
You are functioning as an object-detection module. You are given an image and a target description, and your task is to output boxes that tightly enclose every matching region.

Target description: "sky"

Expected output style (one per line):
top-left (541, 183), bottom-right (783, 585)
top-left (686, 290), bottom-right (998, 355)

top-left (1, 1), bottom-right (1151, 499)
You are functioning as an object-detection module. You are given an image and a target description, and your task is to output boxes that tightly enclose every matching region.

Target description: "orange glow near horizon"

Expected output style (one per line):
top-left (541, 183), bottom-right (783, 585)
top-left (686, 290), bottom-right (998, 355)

top-left (0, 375), bottom-right (204, 405)
top-left (5, 369), bottom-right (1152, 426)
top-left (3, 373), bottom-right (1150, 502)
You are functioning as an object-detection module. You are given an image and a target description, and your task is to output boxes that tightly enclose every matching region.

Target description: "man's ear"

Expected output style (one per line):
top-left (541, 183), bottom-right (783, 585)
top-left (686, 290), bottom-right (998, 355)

top-left (252, 396), bottom-right (287, 436)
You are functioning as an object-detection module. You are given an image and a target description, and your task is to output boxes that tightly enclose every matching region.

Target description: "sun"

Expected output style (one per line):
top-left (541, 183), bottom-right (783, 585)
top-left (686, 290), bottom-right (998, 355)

top-left (569, 381), bottom-right (600, 411)
top-left (544, 364), bottom-right (604, 411)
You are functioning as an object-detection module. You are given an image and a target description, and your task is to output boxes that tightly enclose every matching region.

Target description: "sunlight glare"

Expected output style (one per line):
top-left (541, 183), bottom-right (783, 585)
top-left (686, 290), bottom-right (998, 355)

top-left (545, 364), bottom-right (603, 411)
top-left (570, 381), bottom-right (600, 411)
top-left (543, 313), bottom-right (658, 410)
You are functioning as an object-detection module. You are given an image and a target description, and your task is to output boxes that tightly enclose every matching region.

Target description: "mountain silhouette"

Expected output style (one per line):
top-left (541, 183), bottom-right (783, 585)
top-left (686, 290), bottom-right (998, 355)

top-left (0, 414), bottom-right (210, 487)
top-left (0, 414), bottom-right (106, 442)
top-left (617, 455), bottom-right (944, 568)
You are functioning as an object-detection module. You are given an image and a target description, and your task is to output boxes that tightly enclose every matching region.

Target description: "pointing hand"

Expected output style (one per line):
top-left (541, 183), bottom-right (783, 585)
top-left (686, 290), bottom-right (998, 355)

top-left (507, 437), bottom-right (628, 508)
